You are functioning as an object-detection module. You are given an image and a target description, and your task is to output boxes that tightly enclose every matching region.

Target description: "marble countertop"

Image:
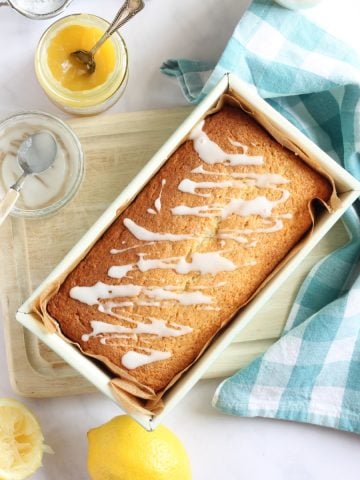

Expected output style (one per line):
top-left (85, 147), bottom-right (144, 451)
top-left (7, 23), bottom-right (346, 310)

top-left (0, 0), bottom-right (359, 478)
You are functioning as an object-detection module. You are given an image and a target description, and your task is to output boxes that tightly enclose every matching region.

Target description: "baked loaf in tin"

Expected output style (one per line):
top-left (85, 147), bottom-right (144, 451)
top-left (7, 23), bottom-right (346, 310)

top-left (46, 104), bottom-right (332, 405)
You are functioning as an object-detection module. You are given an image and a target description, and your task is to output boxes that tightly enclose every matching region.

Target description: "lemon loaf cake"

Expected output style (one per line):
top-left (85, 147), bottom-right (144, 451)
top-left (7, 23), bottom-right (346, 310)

top-left (46, 105), bottom-right (332, 394)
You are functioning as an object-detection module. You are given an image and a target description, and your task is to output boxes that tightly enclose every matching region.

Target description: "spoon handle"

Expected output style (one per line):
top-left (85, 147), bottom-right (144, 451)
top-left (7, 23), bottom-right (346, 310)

top-left (90, 0), bottom-right (145, 56)
top-left (0, 189), bottom-right (20, 227)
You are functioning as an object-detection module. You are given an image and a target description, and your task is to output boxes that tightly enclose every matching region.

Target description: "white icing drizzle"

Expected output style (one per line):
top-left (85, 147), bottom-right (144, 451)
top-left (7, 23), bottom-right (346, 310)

top-left (171, 190), bottom-right (290, 219)
top-left (73, 114), bottom-right (295, 370)
top-left (187, 281), bottom-right (228, 290)
top-left (77, 285), bottom-right (196, 370)
top-left (108, 251), bottom-right (237, 279)
top-left (122, 215), bottom-right (287, 247)
top-left (70, 281), bottom-right (213, 306)
top-left (143, 287), bottom-right (212, 305)
top-left (219, 218), bottom-right (285, 239)
top-left (190, 165), bottom-right (289, 188)
top-left (178, 179), bottom-right (238, 197)
top-left (228, 138), bottom-right (249, 152)
top-left (218, 232), bottom-right (248, 244)
top-left (110, 242), bottom-right (155, 255)
top-left (245, 240), bottom-right (258, 248)
top-left (107, 264), bottom-right (133, 279)
top-left (147, 179), bottom-right (166, 215)
top-left (97, 296), bottom-right (213, 313)
top-left (82, 318), bottom-right (192, 342)
top-left (83, 322), bottom-right (173, 369)
top-left (155, 179), bottom-right (166, 212)
top-left (189, 120), bottom-right (263, 166)
top-left (122, 349), bottom-right (171, 369)
top-left (124, 218), bottom-right (196, 242)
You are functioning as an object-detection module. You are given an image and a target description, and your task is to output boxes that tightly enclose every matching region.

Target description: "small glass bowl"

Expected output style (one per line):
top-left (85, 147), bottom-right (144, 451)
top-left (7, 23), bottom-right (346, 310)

top-left (0, 111), bottom-right (84, 219)
top-left (35, 14), bottom-right (129, 115)
top-left (7, 0), bottom-right (74, 19)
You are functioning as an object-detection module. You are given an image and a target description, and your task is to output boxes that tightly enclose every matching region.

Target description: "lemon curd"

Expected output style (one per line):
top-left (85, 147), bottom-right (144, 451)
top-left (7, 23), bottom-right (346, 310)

top-left (47, 25), bottom-right (116, 92)
top-left (35, 14), bottom-right (128, 115)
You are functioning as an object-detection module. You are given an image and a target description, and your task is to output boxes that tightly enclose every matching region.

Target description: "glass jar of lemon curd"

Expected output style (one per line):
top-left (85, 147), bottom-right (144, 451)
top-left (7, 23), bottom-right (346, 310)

top-left (35, 14), bottom-right (128, 115)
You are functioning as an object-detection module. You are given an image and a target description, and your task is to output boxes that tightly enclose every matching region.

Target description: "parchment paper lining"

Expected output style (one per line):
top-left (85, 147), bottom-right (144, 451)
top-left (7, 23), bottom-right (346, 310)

top-left (31, 90), bottom-right (339, 416)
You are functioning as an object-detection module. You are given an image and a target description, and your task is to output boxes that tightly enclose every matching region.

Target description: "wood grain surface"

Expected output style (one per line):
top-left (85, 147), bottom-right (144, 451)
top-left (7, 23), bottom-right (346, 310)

top-left (0, 107), bottom-right (349, 397)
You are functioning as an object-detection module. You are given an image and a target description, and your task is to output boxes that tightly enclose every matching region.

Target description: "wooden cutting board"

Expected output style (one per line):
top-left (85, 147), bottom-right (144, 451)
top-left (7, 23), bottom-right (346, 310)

top-left (0, 107), bottom-right (349, 398)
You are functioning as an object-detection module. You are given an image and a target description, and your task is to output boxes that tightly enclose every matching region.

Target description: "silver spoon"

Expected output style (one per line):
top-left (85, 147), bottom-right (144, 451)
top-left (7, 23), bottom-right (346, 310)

top-left (0, 132), bottom-right (57, 226)
top-left (71, 0), bottom-right (145, 74)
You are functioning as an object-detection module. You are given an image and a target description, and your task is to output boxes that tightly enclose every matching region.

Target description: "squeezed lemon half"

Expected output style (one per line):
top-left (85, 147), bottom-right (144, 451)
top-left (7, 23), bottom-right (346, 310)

top-left (0, 398), bottom-right (51, 480)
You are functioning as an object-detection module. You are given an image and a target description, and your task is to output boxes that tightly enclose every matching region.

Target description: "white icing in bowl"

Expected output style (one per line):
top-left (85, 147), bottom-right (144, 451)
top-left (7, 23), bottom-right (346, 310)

top-left (0, 111), bottom-right (83, 218)
top-left (7, 0), bottom-right (73, 19)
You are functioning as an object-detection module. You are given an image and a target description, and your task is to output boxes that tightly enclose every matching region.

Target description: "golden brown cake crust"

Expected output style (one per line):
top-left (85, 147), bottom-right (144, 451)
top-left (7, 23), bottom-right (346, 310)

top-left (47, 106), bottom-right (332, 393)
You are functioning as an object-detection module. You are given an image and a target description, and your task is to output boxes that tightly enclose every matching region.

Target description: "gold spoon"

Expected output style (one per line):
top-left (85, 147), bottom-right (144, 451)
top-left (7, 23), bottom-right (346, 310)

top-left (71, 0), bottom-right (145, 74)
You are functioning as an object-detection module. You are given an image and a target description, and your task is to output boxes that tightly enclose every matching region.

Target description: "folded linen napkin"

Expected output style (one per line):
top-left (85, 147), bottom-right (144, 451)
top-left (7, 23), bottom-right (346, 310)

top-left (161, 0), bottom-right (360, 433)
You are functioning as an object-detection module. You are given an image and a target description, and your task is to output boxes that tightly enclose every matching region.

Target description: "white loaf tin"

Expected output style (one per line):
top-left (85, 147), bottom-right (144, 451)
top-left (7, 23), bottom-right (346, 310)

top-left (16, 74), bottom-right (360, 430)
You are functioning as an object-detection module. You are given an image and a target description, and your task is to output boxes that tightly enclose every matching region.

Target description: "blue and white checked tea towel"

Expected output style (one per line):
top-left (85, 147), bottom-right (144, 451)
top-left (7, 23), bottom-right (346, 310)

top-left (161, 0), bottom-right (360, 433)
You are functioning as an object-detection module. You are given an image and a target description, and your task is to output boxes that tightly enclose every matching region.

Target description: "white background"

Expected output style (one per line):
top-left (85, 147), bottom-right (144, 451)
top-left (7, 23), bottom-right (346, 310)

top-left (1, 0), bottom-right (360, 479)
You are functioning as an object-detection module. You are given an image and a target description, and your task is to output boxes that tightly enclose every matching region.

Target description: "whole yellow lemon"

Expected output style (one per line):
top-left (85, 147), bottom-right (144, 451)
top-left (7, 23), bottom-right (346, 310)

top-left (87, 415), bottom-right (191, 480)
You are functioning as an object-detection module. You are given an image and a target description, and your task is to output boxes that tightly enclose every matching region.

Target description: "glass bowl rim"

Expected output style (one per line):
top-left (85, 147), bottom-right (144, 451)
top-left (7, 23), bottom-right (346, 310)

top-left (0, 110), bottom-right (84, 219)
